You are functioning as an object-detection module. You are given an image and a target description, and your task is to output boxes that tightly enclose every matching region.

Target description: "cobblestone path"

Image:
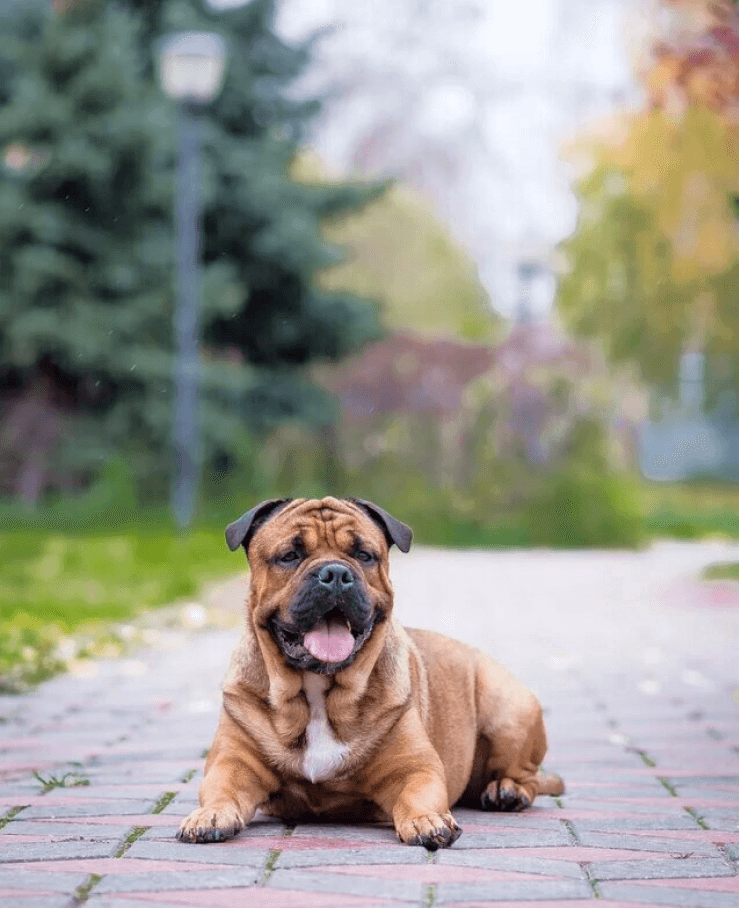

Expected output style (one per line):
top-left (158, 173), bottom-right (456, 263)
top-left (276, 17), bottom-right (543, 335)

top-left (1, 541), bottom-right (738, 907)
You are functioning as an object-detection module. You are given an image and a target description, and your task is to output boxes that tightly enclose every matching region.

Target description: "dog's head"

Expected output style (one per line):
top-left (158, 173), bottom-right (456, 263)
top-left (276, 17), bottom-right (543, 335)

top-left (226, 497), bottom-right (412, 674)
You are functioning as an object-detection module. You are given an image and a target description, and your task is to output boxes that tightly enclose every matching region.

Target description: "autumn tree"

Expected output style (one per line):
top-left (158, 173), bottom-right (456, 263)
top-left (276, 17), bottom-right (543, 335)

top-left (557, 0), bottom-right (739, 411)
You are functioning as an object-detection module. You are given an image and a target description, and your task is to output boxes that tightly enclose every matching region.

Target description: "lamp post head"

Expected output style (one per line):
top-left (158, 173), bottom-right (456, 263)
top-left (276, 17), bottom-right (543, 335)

top-left (158, 31), bottom-right (228, 104)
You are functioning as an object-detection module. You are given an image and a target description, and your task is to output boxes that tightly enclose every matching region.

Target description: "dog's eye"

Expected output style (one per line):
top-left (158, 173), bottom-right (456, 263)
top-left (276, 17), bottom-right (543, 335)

top-left (277, 551), bottom-right (300, 565)
top-left (355, 550), bottom-right (374, 564)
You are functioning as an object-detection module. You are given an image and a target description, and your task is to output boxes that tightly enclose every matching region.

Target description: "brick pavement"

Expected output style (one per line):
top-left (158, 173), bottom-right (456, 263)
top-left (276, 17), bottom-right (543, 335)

top-left (1, 540), bottom-right (738, 907)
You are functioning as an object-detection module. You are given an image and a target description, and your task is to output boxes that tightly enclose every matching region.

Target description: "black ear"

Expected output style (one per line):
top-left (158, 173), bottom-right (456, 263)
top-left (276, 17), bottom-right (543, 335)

top-left (349, 499), bottom-right (413, 553)
top-left (225, 499), bottom-right (292, 554)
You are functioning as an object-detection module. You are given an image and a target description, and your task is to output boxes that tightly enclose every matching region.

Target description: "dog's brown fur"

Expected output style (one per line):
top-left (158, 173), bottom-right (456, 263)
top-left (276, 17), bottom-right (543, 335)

top-left (178, 497), bottom-right (564, 849)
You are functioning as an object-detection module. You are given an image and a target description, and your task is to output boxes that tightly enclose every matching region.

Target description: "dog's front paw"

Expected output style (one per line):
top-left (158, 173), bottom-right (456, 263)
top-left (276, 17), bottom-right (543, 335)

top-left (395, 812), bottom-right (462, 850)
top-left (177, 804), bottom-right (245, 843)
top-left (481, 778), bottom-right (533, 812)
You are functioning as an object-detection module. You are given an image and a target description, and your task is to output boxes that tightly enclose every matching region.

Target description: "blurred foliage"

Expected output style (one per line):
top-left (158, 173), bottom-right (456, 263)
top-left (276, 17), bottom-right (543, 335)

top-left (642, 479), bottom-right (739, 538)
top-left (232, 339), bottom-right (648, 550)
top-left (558, 106), bottom-right (739, 406)
top-left (702, 562), bottom-right (739, 580)
top-left (638, 1), bottom-right (739, 119)
top-left (557, 0), bottom-right (739, 408)
top-left (0, 0), bottom-right (383, 506)
top-left (525, 469), bottom-right (645, 549)
top-left (292, 154), bottom-right (499, 342)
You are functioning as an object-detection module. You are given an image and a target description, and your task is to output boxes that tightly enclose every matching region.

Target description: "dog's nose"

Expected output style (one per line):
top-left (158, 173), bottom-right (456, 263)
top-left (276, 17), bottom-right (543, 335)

top-left (316, 562), bottom-right (354, 593)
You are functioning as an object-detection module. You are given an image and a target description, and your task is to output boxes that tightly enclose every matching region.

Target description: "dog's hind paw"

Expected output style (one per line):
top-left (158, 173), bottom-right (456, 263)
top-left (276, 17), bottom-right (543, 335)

top-left (396, 811), bottom-right (462, 850)
top-left (177, 804), bottom-right (244, 843)
top-left (481, 778), bottom-right (533, 812)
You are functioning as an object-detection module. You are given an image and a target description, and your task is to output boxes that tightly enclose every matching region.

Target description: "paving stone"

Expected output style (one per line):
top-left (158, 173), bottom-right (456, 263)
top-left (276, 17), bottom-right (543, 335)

top-left (90, 890), bottom-right (389, 907)
top-left (20, 800), bottom-right (158, 819)
top-left (694, 809), bottom-right (739, 831)
top-left (433, 877), bottom-right (592, 902)
top-left (445, 829), bottom-right (572, 849)
top-left (275, 847), bottom-right (427, 868)
top-left (39, 784), bottom-right (190, 800)
top-left (588, 856), bottom-right (733, 881)
top-left (11, 857), bottom-right (254, 875)
top-left (436, 902), bottom-right (640, 908)
top-left (287, 825), bottom-right (398, 846)
top-left (0, 839), bottom-right (117, 862)
top-left (310, 864), bottom-right (566, 883)
top-left (87, 899), bottom-right (191, 908)
top-left (0, 869), bottom-right (88, 892)
top-left (655, 775), bottom-right (739, 788)
top-left (450, 810), bottom-right (567, 829)
top-left (646, 878), bottom-right (739, 893)
top-left (95, 868), bottom-right (261, 893)
top-left (266, 868), bottom-right (421, 901)
top-left (571, 812), bottom-right (700, 830)
top-left (600, 881), bottom-right (739, 907)
top-left (576, 831), bottom-right (723, 855)
top-left (126, 839), bottom-right (271, 866)
top-left (144, 820), bottom-right (286, 840)
top-left (436, 849), bottom-right (586, 879)
top-left (0, 895), bottom-right (69, 908)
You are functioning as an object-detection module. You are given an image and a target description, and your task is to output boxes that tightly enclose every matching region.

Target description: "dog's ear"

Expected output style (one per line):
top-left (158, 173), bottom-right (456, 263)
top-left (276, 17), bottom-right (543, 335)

top-left (225, 499), bottom-right (293, 554)
top-left (349, 499), bottom-right (413, 553)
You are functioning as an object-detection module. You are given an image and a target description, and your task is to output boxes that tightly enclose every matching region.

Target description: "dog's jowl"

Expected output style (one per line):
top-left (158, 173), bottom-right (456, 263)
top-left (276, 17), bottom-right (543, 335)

top-left (177, 497), bottom-right (564, 850)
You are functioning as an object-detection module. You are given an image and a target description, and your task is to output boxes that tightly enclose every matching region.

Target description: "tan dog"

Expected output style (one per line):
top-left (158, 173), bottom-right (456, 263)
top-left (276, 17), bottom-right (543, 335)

top-left (178, 497), bottom-right (564, 849)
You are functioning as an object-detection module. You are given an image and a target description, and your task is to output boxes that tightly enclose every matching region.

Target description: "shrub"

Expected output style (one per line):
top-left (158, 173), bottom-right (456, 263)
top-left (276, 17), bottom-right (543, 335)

top-left (525, 469), bottom-right (645, 548)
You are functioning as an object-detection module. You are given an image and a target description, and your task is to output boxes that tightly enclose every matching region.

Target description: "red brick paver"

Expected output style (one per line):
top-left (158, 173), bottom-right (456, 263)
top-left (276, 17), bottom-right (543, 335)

top-left (1, 541), bottom-right (738, 907)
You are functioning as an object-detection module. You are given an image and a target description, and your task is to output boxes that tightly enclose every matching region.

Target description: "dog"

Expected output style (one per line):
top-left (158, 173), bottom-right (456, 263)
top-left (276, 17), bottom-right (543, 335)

top-left (178, 497), bottom-right (564, 849)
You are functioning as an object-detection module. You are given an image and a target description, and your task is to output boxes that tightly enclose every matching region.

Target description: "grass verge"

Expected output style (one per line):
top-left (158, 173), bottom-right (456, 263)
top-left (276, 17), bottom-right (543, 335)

top-left (0, 522), bottom-right (239, 693)
top-left (702, 562), bottom-right (739, 581)
top-left (2, 479), bottom-right (738, 691)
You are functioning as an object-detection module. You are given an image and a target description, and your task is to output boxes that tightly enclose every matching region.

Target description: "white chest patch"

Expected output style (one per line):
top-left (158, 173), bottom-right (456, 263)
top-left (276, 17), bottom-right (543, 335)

top-left (301, 673), bottom-right (350, 783)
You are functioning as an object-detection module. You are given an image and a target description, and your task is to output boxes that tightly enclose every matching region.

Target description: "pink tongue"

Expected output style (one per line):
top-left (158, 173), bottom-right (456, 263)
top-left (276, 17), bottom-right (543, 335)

top-left (303, 615), bottom-right (355, 663)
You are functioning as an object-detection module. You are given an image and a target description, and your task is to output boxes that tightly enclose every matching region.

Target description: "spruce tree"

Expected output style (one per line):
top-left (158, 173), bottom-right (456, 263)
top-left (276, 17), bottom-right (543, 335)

top-left (0, 0), bottom-right (383, 506)
top-left (0, 0), bottom-right (174, 503)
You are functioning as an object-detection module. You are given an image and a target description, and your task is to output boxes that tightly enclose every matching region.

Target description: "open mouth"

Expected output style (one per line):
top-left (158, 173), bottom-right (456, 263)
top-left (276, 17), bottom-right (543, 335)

top-left (268, 607), bottom-right (381, 672)
top-left (302, 608), bottom-right (355, 663)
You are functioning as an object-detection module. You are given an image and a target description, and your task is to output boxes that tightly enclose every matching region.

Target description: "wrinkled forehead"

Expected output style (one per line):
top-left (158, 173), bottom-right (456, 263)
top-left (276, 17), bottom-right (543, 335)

top-left (256, 499), bottom-right (386, 555)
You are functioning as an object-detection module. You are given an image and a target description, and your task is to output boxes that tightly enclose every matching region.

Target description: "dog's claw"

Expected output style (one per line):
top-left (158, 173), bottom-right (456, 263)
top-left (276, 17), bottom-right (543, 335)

top-left (177, 805), bottom-right (244, 844)
top-left (481, 781), bottom-right (532, 813)
top-left (397, 812), bottom-right (462, 849)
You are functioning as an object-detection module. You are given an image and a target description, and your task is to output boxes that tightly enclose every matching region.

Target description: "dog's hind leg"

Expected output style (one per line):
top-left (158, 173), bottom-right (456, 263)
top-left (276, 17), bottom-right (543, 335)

top-left (473, 658), bottom-right (564, 812)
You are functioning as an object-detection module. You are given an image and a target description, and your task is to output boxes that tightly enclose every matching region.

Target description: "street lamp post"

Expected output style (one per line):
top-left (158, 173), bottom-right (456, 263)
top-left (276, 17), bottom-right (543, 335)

top-left (158, 32), bottom-right (227, 528)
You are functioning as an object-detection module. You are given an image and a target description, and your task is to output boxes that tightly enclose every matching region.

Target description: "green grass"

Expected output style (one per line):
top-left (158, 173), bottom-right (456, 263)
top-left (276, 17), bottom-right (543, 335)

top-left (2, 478), bottom-right (739, 692)
top-left (642, 481), bottom-right (739, 540)
top-left (0, 526), bottom-right (236, 626)
top-left (702, 562), bottom-right (739, 581)
top-left (0, 521), bottom-right (240, 692)
top-left (33, 770), bottom-right (90, 792)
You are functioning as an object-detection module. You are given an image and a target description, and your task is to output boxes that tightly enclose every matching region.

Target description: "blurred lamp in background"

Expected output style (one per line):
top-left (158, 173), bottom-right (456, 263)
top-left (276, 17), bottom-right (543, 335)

top-left (515, 260), bottom-right (555, 326)
top-left (158, 32), bottom-right (227, 528)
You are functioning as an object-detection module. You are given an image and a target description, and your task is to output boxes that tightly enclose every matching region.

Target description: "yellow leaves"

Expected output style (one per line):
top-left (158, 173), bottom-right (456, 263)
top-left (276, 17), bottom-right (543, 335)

top-left (558, 2), bottom-right (739, 396)
top-left (593, 106), bottom-right (739, 285)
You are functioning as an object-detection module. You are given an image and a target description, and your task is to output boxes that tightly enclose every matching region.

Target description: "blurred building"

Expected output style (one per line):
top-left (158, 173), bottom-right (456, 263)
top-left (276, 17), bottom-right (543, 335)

top-left (638, 353), bottom-right (739, 481)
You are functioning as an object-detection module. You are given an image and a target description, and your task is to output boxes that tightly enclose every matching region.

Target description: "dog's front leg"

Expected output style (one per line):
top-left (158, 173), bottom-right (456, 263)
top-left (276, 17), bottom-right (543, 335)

top-left (178, 712), bottom-right (278, 843)
top-left (363, 712), bottom-right (462, 850)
